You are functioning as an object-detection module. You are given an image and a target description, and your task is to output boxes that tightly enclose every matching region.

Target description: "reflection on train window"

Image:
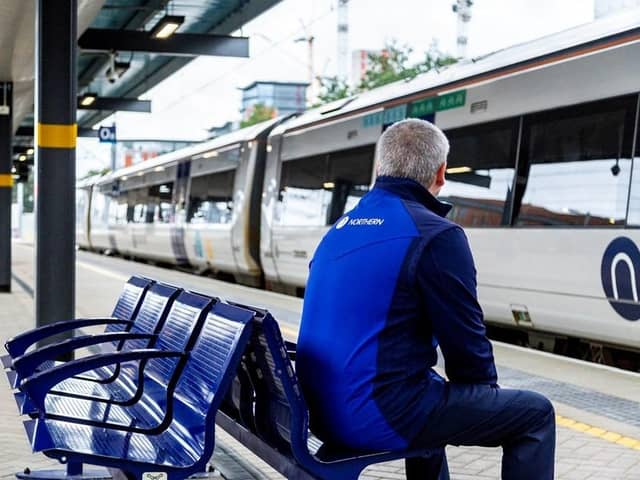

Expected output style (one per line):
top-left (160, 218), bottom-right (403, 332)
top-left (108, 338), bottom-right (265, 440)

top-left (277, 155), bottom-right (330, 227)
top-left (188, 170), bottom-right (235, 224)
top-left (276, 146), bottom-right (374, 227)
top-left (516, 97), bottom-right (636, 227)
top-left (440, 119), bottom-right (518, 227)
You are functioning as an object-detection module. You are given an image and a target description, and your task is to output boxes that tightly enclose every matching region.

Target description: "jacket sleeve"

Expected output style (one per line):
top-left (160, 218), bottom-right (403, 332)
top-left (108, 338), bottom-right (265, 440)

top-left (416, 226), bottom-right (498, 385)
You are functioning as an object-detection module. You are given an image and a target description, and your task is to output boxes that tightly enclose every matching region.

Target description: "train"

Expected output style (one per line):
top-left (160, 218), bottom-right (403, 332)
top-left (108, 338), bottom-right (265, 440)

top-left (76, 13), bottom-right (640, 363)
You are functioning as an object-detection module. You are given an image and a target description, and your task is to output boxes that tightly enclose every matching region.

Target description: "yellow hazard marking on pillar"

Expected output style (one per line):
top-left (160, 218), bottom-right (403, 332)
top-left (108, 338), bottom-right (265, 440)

top-left (556, 415), bottom-right (639, 450)
top-left (0, 174), bottom-right (13, 187)
top-left (37, 123), bottom-right (77, 149)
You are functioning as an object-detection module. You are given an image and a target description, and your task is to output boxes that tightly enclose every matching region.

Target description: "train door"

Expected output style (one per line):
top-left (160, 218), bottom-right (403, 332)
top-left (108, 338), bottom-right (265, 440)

top-left (230, 140), bottom-right (265, 285)
top-left (145, 180), bottom-right (176, 263)
top-left (75, 187), bottom-right (90, 248)
top-left (169, 161), bottom-right (191, 265)
top-left (261, 132), bottom-right (284, 287)
top-left (128, 186), bottom-right (154, 258)
top-left (108, 186), bottom-right (133, 255)
top-left (89, 187), bottom-right (111, 252)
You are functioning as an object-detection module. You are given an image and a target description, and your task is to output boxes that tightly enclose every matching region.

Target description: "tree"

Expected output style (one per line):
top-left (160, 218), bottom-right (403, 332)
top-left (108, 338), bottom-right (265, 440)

top-left (240, 103), bottom-right (276, 128)
top-left (314, 41), bottom-right (457, 105)
top-left (315, 76), bottom-right (351, 106)
top-left (81, 168), bottom-right (111, 180)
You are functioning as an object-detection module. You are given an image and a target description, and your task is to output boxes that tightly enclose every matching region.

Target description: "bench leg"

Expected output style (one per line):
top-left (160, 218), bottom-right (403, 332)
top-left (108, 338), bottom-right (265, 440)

top-left (15, 463), bottom-right (112, 480)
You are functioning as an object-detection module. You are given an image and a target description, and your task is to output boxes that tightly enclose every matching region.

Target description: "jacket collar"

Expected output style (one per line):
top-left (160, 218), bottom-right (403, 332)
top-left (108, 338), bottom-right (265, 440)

top-left (374, 176), bottom-right (452, 218)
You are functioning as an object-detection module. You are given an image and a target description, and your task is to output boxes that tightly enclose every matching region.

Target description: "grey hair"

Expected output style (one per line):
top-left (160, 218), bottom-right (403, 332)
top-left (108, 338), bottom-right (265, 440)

top-left (376, 118), bottom-right (450, 187)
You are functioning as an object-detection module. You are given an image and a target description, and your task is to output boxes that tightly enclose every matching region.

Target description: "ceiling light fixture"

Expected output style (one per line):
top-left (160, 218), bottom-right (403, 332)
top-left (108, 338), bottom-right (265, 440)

top-left (446, 166), bottom-right (472, 174)
top-left (150, 15), bottom-right (185, 39)
top-left (80, 92), bottom-right (98, 107)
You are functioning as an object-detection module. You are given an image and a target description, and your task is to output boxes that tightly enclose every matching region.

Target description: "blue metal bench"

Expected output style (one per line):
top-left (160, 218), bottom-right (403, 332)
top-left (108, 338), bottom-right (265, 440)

top-left (3, 275), bottom-right (152, 364)
top-left (19, 290), bottom-right (214, 431)
top-left (218, 306), bottom-right (433, 480)
top-left (3, 275), bottom-right (154, 387)
top-left (19, 301), bottom-right (255, 480)
top-left (11, 282), bottom-right (181, 409)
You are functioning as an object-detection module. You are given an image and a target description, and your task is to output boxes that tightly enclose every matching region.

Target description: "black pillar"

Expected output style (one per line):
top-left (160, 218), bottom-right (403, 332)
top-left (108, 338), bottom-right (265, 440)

top-left (35, 0), bottom-right (77, 338)
top-left (0, 82), bottom-right (12, 293)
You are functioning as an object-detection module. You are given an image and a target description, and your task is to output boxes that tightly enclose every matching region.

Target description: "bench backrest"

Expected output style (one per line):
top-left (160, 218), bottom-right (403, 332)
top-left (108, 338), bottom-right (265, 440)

top-left (105, 276), bottom-right (154, 333)
top-left (144, 290), bottom-right (214, 385)
top-left (119, 282), bottom-right (181, 352)
top-left (245, 312), bottom-right (310, 456)
top-left (170, 301), bottom-right (255, 472)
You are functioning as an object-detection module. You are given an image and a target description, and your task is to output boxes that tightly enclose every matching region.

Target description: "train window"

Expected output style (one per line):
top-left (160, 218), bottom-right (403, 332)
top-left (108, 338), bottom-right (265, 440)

top-left (326, 146), bottom-right (375, 224)
top-left (276, 146), bottom-right (375, 227)
top-left (516, 96), bottom-right (636, 227)
top-left (440, 118), bottom-right (519, 227)
top-left (276, 155), bottom-right (331, 227)
top-left (108, 194), bottom-right (128, 225)
top-left (188, 170), bottom-right (235, 224)
top-left (128, 188), bottom-right (150, 224)
top-left (149, 183), bottom-right (174, 223)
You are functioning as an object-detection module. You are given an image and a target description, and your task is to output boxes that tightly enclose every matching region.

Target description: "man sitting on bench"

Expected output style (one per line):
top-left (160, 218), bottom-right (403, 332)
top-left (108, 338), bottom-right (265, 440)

top-left (296, 119), bottom-right (555, 480)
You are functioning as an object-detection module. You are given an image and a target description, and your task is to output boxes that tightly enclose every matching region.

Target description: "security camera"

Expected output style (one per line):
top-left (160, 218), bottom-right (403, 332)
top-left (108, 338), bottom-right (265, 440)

top-left (611, 163), bottom-right (621, 176)
top-left (105, 52), bottom-right (130, 84)
top-left (106, 67), bottom-right (118, 84)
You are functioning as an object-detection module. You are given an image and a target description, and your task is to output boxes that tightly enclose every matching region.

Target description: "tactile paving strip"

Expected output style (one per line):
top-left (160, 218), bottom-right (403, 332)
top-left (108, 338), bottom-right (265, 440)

top-left (498, 365), bottom-right (640, 427)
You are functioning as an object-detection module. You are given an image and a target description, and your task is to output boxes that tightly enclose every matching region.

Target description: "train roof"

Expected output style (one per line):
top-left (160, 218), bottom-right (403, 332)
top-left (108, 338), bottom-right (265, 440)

top-left (93, 117), bottom-right (284, 187)
top-left (273, 8), bottom-right (640, 135)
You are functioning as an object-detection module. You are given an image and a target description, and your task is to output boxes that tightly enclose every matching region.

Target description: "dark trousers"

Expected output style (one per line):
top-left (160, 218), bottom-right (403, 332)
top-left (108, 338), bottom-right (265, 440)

top-left (406, 384), bottom-right (555, 480)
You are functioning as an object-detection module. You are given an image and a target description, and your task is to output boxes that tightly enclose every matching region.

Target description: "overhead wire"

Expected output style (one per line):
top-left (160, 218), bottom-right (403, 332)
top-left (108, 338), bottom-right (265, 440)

top-left (154, 0), bottom-right (337, 114)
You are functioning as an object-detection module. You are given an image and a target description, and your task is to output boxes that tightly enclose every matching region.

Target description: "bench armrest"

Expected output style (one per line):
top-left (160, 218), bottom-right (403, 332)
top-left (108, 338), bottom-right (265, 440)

top-left (21, 348), bottom-right (185, 411)
top-left (5, 318), bottom-right (131, 358)
top-left (12, 332), bottom-right (156, 380)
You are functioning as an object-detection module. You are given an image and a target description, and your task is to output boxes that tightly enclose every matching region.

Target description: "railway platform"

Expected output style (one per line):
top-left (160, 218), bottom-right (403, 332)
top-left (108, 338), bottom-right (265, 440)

top-left (2, 241), bottom-right (640, 480)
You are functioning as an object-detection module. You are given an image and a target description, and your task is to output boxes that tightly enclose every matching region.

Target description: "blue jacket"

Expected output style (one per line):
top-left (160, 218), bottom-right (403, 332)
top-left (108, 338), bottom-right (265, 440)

top-left (297, 176), bottom-right (497, 451)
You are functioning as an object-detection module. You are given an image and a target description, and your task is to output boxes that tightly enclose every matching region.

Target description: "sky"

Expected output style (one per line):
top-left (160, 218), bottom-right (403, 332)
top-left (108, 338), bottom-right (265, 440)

top-left (78, 0), bottom-right (601, 175)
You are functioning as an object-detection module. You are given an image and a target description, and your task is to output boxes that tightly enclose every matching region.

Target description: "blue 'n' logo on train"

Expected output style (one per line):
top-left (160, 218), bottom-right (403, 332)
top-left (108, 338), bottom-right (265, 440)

top-left (601, 237), bottom-right (640, 321)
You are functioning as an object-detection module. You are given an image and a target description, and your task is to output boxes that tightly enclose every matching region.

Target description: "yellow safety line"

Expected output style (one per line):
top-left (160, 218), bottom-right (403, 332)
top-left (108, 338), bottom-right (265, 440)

top-left (0, 174), bottom-right (13, 187)
top-left (556, 415), bottom-right (640, 450)
top-left (37, 122), bottom-right (77, 149)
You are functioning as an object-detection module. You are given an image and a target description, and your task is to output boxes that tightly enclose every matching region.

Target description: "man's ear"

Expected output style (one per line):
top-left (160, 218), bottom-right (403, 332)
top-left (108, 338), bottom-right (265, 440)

top-left (435, 162), bottom-right (447, 188)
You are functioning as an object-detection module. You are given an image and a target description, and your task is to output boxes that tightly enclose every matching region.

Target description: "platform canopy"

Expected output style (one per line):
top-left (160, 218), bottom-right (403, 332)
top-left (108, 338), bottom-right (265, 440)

top-left (0, 0), bottom-right (281, 146)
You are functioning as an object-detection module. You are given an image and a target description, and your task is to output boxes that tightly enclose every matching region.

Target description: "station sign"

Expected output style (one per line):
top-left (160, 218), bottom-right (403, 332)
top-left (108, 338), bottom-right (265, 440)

top-left (98, 125), bottom-right (116, 143)
top-left (408, 90), bottom-right (466, 118)
top-left (362, 104), bottom-right (407, 128)
top-left (362, 89), bottom-right (467, 128)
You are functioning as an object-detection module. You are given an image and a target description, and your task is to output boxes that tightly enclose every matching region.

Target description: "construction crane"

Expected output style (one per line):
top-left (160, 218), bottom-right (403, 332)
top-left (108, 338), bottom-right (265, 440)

top-left (452, 0), bottom-right (473, 59)
top-left (337, 0), bottom-right (349, 83)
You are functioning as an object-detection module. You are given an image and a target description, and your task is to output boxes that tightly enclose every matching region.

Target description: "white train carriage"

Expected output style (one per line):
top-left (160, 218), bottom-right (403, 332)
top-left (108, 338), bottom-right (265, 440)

top-left (75, 178), bottom-right (92, 249)
top-left (260, 13), bottom-right (640, 352)
top-left (85, 118), bottom-right (285, 285)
